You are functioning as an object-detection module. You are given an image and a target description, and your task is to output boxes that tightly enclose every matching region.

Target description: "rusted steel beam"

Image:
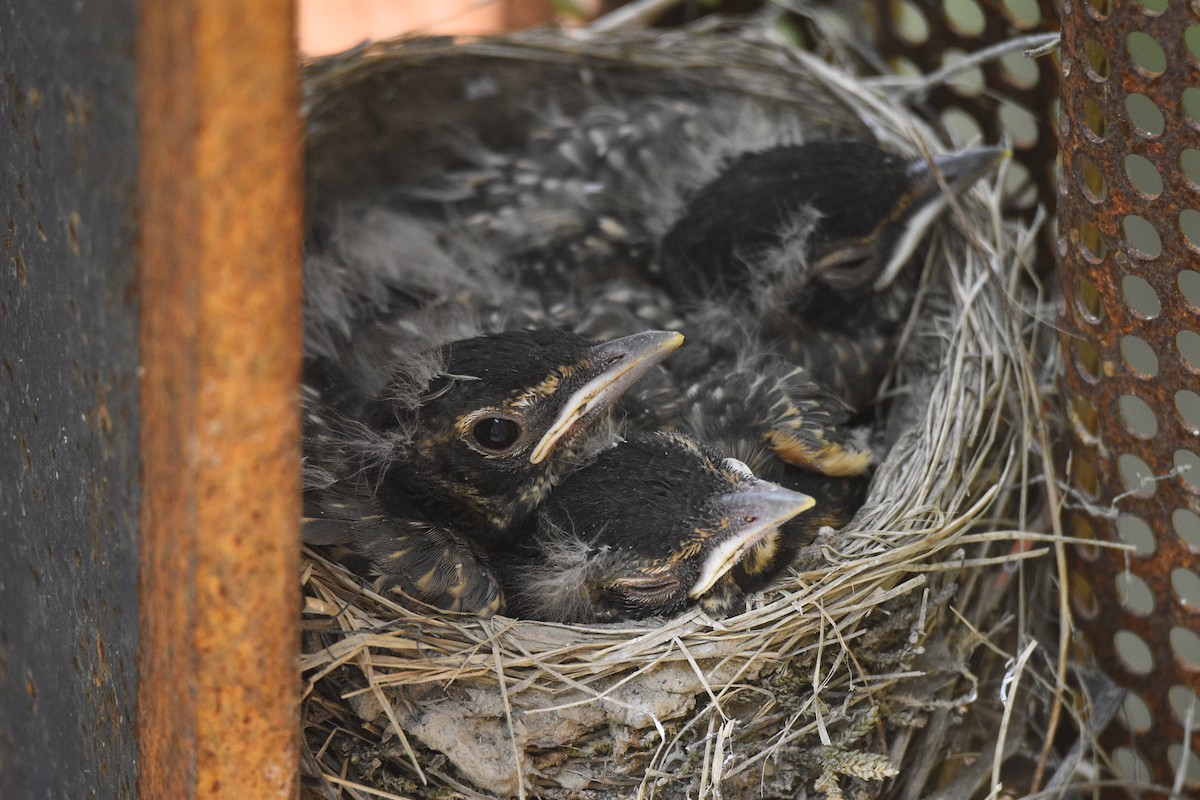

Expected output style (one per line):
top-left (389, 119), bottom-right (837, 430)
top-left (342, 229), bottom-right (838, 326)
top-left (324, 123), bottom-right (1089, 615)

top-left (137, 1), bottom-right (302, 797)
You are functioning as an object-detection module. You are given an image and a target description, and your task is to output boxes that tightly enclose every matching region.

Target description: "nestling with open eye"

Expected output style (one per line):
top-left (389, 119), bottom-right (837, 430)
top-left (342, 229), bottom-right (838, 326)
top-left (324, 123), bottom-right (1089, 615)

top-left (303, 327), bottom-right (684, 616)
top-left (491, 432), bottom-right (817, 623)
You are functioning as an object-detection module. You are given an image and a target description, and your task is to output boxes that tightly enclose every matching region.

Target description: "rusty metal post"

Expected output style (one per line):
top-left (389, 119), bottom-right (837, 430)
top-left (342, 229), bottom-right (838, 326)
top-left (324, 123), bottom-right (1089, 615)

top-left (1058, 0), bottom-right (1200, 790)
top-left (137, 0), bottom-right (303, 797)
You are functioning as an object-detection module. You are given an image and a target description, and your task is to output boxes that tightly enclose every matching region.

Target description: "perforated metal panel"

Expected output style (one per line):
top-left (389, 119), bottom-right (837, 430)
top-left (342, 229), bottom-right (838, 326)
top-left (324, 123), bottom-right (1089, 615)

top-left (1057, 0), bottom-right (1200, 790)
top-left (875, 0), bottom-right (1062, 266)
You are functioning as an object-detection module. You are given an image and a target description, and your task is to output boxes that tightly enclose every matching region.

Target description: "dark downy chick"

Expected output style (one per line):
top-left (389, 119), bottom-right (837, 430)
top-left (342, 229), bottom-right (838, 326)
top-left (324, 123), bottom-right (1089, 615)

top-left (494, 432), bottom-right (815, 624)
top-left (304, 328), bottom-right (684, 615)
top-left (677, 357), bottom-right (872, 613)
top-left (660, 141), bottom-right (1006, 409)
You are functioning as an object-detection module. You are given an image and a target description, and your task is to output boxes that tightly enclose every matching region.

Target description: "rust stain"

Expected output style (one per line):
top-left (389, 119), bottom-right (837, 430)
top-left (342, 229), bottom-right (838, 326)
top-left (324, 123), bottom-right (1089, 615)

top-left (67, 212), bottom-right (81, 256)
top-left (94, 382), bottom-right (112, 436)
top-left (18, 432), bottom-right (31, 470)
top-left (13, 252), bottom-right (27, 286)
top-left (61, 85), bottom-right (91, 126)
top-left (137, 1), bottom-right (302, 797)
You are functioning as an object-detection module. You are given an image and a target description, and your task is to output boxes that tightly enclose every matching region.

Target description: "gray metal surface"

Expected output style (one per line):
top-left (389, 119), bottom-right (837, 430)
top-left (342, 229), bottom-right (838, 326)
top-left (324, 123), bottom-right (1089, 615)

top-left (0, 2), bottom-right (140, 797)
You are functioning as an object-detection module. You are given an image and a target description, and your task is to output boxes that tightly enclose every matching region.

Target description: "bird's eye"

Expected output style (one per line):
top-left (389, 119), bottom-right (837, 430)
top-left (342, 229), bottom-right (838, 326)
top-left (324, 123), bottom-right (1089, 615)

top-left (471, 416), bottom-right (522, 451)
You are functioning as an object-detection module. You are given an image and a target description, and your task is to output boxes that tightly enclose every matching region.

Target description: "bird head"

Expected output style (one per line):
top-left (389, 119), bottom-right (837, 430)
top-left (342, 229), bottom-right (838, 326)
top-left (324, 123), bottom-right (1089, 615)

top-left (660, 140), bottom-right (1007, 301)
top-left (795, 142), bottom-right (1009, 292)
top-left (501, 432), bottom-right (815, 623)
top-left (367, 328), bottom-right (684, 534)
top-left (701, 461), bottom-right (870, 615)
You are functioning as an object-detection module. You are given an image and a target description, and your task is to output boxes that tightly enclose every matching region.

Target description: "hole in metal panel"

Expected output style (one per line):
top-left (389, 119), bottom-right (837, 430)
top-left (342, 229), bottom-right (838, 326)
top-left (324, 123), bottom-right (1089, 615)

top-left (1071, 393), bottom-right (1101, 438)
top-left (997, 102), bottom-right (1037, 148)
top-left (1175, 508), bottom-right (1200, 551)
top-left (1175, 448), bottom-right (1200, 492)
top-left (943, 0), bottom-right (985, 37)
top-left (1083, 37), bottom-right (1110, 80)
top-left (890, 0), bottom-right (929, 45)
top-left (1114, 746), bottom-right (1152, 784)
top-left (1173, 567), bottom-right (1200, 611)
top-left (1183, 149), bottom-right (1200, 190)
top-left (1119, 452), bottom-right (1157, 498)
top-left (1135, 0), bottom-right (1166, 13)
top-left (1003, 160), bottom-right (1037, 207)
top-left (1071, 512), bottom-right (1101, 560)
top-left (940, 106), bottom-right (984, 149)
top-left (1177, 389), bottom-right (1200, 433)
top-left (999, 50), bottom-right (1039, 89)
top-left (1169, 684), bottom-right (1200, 726)
top-left (1125, 92), bottom-right (1165, 137)
top-left (1180, 209), bottom-right (1200, 253)
top-left (1174, 744), bottom-right (1200, 788)
top-left (1120, 393), bottom-right (1158, 438)
top-left (1185, 86), bottom-right (1200, 129)
top-left (1181, 270), bottom-right (1200, 311)
top-left (1178, 329), bottom-right (1200, 372)
top-left (1117, 571), bottom-right (1155, 615)
top-left (1070, 571), bottom-right (1100, 617)
top-left (1077, 275), bottom-right (1105, 322)
top-left (1082, 95), bottom-right (1108, 140)
top-left (1122, 274), bottom-right (1160, 318)
top-left (1084, 0), bottom-right (1112, 17)
top-left (887, 55), bottom-right (922, 77)
top-left (942, 48), bottom-right (985, 97)
top-left (1122, 690), bottom-right (1153, 732)
top-left (1001, 0), bottom-right (1041, 27)
top-left (1122, 213), bottom-right (1162, 258)
top-left (1072, 456), bottom-right (1102, 500)
top-left (1187, 25), bottom-right (1200, 64)
top-left (1169, 625), bottom-right (1200, 670)
top-left (1078, 219), bottom-right (1107, 262)
top-left (1073, 335), bottom-right (1102, 379)
top-left (1118, 513), bottom-right (1156, 556)
top-left (1115, 629), bottom-right (1155, 675)
top-left (1076, 155), bottom-right (1107, 203)
top-left (1121, 334), bottom-right (1159, 378)
top-left (1125, 153), bottom-right (1163, 198)
top-left (1166, 744), bottom-right (1200, 785)
top-left (1126, 31), bottom-right (1167, 77)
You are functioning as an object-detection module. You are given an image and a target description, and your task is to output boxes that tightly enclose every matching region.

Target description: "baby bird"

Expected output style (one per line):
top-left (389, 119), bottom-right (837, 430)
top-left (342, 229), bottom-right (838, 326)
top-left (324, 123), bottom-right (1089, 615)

top-left (493, 432), bottom-right (816, 623)
top-left (659, 140), bottom-right (1006, 409)
top-left (303, 327), bottom-right (684, 615)
top-left (675, 355), bottom-right (873, 611)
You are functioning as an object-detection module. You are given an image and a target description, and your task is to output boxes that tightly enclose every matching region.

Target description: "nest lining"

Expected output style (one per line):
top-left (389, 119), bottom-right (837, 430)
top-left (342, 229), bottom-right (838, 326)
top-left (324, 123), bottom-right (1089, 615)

top-left (299, 20), bottom-right (1067, 800)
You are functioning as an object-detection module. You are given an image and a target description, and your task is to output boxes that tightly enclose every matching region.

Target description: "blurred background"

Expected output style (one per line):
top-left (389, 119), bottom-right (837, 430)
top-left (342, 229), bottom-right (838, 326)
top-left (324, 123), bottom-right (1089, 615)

top-left (299, 0), bottom-right (574, 54)
top-left (296, 0), bottom-right (781, 54)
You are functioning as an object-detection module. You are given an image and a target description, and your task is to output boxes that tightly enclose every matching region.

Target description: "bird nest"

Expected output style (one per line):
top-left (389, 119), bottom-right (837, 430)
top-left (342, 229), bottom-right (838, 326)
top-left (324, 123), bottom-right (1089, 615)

top-left (300, 20), bottom-right (1066, 800)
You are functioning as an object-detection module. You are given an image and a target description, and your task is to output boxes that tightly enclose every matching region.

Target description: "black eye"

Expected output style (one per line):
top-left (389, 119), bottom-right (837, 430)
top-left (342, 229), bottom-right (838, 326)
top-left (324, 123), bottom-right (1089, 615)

top-left (471, 417), bottom-right (521, 451)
